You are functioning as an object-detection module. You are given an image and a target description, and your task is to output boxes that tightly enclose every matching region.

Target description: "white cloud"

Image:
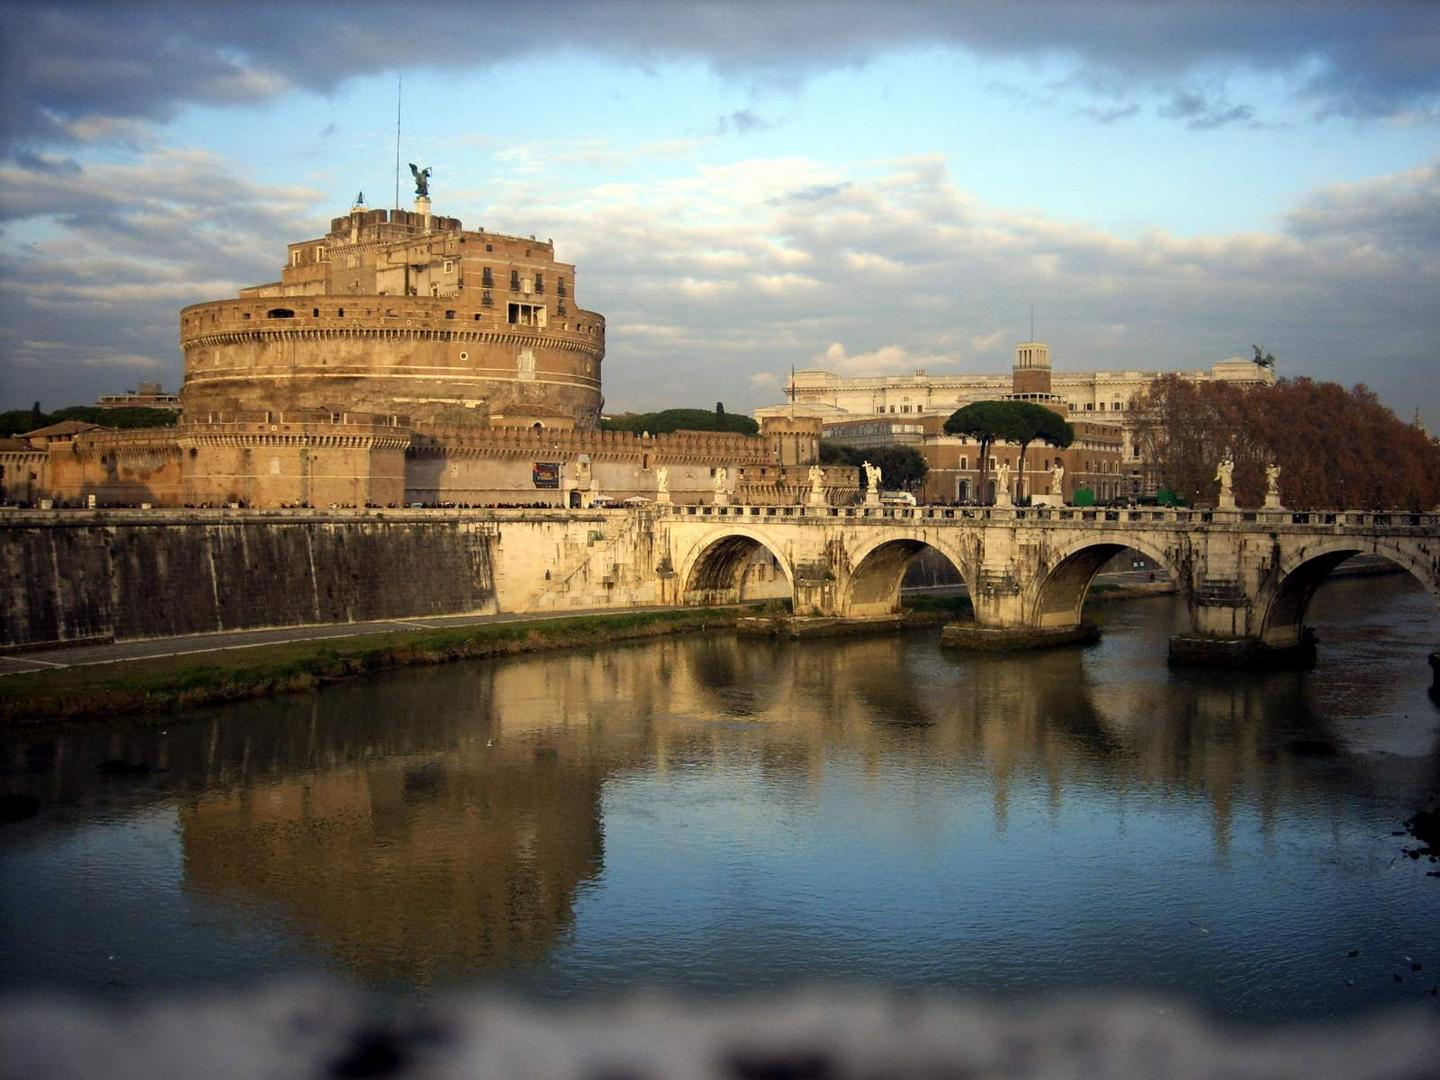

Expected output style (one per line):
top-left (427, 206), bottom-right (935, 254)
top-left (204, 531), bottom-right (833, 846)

top-left (3, 139), bottom-right (1437, 432)
top-left (817, 343), bottom-right (961, 376)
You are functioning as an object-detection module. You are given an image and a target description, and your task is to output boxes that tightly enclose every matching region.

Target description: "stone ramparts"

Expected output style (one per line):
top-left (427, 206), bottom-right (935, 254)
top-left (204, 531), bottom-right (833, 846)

top-left (0, 510), bottom-right (498, 648)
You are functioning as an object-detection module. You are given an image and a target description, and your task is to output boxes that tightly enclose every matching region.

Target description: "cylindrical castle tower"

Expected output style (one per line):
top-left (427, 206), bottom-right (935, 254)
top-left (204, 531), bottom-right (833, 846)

top-left (180, 200), bottom-right (605, 428)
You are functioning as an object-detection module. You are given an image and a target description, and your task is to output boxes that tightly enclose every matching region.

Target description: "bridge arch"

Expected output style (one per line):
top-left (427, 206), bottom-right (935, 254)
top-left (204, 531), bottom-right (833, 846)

top-left (842, 533), bottom-right (975, 618)
top-left (1258, 540), bottom-right (1439, 648)
top-left (675, 526), bottom-right (794, 607)
top-left (1031, 536), bottom-right (1185, 630)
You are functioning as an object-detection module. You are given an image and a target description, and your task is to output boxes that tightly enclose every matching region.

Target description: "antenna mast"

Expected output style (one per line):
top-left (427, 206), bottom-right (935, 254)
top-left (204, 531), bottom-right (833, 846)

top-left (393, 74), bottom-right (402, 210)
top-left (1029, 304), bottom-right (1034, 342)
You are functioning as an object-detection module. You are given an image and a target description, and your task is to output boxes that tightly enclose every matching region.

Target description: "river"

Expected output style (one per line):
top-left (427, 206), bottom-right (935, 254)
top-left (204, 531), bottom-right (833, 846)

top-left (2, 573), bottom-right (1438, 1022)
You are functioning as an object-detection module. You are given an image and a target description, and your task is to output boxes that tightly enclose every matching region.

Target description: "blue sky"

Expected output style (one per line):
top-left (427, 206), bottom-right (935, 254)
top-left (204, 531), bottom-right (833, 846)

top-left (1, 1), bottom-right (1437, 427)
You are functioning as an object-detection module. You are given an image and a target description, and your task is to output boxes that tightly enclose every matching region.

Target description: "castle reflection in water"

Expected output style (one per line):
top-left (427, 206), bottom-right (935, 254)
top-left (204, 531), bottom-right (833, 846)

top-left (13, 581), bottom-right (1436, 990)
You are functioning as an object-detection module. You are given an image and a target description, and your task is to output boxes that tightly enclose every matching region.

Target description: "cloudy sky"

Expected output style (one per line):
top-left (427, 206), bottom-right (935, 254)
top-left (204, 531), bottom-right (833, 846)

top-left (1, 1), bottom-right (1437, 426)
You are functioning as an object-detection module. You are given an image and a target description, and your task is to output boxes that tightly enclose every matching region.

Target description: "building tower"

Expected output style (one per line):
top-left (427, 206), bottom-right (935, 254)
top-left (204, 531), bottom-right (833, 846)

top-left (1011, 341), bottom-right (1052, 396)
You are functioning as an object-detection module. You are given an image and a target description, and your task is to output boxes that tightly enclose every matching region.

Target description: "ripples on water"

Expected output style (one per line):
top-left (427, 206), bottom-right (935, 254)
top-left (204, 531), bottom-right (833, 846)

top-left (2, 574), bottom-right (1438, 1020)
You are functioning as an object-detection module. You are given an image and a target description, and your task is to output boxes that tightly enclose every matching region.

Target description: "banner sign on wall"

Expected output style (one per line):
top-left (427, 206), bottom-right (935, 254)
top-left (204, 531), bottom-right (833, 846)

top-left (532, 462), bottom-right (561, 489)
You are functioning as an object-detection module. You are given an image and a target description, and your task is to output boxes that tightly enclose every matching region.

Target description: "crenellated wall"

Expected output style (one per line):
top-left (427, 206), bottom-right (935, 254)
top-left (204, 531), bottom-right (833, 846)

top-left (20, 420), bottom-right (857, 510)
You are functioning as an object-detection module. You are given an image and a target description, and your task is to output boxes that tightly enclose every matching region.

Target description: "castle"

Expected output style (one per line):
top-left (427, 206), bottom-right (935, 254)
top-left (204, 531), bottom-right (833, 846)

top-left (1, 191), bottom-right (839, 509)
top-left (2, 183), bottom-right (1277, 511)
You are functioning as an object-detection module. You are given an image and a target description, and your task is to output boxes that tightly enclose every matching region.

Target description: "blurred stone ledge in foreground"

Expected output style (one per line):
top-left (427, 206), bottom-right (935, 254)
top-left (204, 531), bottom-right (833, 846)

top-left (2, 984), bottom-right (1438, 1079)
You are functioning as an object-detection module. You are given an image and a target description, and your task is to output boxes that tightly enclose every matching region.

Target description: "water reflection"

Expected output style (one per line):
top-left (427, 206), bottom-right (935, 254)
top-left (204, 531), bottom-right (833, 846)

top-left (2, 576), bottom-right (1438, 1011)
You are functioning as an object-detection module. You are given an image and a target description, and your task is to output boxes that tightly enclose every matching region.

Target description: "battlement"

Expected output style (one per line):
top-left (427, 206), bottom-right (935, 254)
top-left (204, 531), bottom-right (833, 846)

top-left (409, 423), bottom-right (773, 464)
top-left (181, 297), bottom-right (605, 346)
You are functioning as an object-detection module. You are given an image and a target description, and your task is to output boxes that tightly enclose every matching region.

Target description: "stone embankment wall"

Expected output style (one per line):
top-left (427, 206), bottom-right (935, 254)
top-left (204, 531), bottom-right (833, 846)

top-left (0, 511), bottom-right (499, 648)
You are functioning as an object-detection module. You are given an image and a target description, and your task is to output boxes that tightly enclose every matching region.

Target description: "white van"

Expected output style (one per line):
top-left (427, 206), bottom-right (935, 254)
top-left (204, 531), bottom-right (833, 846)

top-left (880, 491), bottom-right (917, 506)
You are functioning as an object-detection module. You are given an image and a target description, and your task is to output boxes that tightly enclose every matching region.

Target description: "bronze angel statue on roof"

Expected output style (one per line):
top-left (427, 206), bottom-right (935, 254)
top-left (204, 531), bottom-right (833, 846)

top-left (409, 163), bottom-right (431, 198)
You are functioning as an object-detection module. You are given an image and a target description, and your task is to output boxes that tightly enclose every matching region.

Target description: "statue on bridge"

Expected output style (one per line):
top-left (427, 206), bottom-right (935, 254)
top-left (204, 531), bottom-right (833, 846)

top-left (1215, 455), bottom-right (1235, 509)
top-left (656, 466), bottom-right (670, 504)
top-left (862, 460), bottom-right (882, 507)
top-left (1264, 463), bottom-right (1282, 509)
top-left (994, 461), bottom-right (1013, 507)
top-left (1049, 463), bottom-right (1064, 496)
top-left (409, 163), bottom-right (432, 199)
top-left (808, 464), bottom-right (826, 507)
top-left (713, 466), bottom-right (729, 507)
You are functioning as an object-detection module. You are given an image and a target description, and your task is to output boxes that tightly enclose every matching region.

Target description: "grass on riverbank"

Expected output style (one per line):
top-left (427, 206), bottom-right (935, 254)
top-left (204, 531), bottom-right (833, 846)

top-left (0, 608), bottom-right (740, 726)
top-left (899, 594), bottom-right (975, 619)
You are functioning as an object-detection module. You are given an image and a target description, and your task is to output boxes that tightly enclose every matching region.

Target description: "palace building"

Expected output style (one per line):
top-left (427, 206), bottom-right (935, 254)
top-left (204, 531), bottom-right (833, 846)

top-left (757, 343), bottom-right (1275, 503)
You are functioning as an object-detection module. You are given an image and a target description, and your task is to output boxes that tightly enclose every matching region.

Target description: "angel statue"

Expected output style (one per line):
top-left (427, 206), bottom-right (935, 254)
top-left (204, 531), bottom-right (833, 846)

top-left (409, 163), bottom-right (432, 198)
top-left (1214, 455), bottom-right (1234, 496)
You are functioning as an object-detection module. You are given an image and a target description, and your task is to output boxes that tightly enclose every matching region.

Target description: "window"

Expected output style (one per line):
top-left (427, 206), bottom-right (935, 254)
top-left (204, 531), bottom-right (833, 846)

top-left (485, 243), bottom-right (493, 252)
top-left (482, 290), bottom-right (493, 307)
top-left (443, 260), bottom-right (454, 275)
top-left (507, 302), bottom-right (545, 327)
top-left (1085, 403), bottom-right (1094, 411)
top-left (959, 457), bottom-right (967, 470)
top-left (482, 267), bottom-right (494, 287)
top-left (312, 308), bottom-right (319, 317)
top-left (290, 251), bottom-right (300, 267)
top-left (338, 308), bottom-right (345, 317)
top-left (557, 277), bottom-right (567, 297)
top-left (534, 273), bottom-right (544, 293)
top-left (510, 269), bottom-right (520, 290)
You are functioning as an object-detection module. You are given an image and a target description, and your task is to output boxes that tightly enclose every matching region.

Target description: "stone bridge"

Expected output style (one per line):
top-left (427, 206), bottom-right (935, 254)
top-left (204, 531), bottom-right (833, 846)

top-left (639, 503), bottom-right (1440, 661)
top-left (3, 503), bottom-right (1436, 666)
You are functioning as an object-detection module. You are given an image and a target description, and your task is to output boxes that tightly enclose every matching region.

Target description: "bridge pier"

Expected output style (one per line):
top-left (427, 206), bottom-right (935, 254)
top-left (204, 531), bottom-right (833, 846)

top-left (1168, 629), bottom-right (1317, 668)
top-left (940, 623), bottom-right (1099, 650)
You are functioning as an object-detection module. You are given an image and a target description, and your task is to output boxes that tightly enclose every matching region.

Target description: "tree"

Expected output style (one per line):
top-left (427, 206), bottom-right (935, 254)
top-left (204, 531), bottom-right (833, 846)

top-left (818, 441), bottom-right (928, 492)
top-left (1008, 402), bottom-right (1074, 501)
top-left (601, 408), bottom-right (758, 436)
top-left (1129, 375), bottom-right (1440, 510)
top-left (944, 401), bottom-right (1024, 503)
top-left (943, 400), bottom-right (1070, 503)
